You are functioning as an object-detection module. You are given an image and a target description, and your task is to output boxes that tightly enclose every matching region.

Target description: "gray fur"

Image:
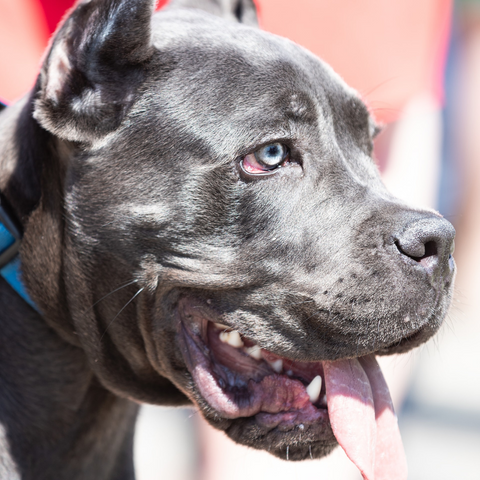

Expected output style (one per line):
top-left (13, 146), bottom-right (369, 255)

top-left (0, 0), bottom-right (455, 477)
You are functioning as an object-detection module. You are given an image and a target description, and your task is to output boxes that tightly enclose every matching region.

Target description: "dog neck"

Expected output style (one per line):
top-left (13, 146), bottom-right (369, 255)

top-left (0, 94), bottom-right (82, 346)
top-left (0, 97), bottom-right (139, 480)
top-left (0, 273), bottom-right (139, 479)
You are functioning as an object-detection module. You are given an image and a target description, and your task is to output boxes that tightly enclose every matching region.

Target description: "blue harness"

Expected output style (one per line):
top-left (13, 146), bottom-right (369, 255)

top-left (0, 198), bottom-right (38, 310)
top-left (0, 101), bottom-right (38, 311)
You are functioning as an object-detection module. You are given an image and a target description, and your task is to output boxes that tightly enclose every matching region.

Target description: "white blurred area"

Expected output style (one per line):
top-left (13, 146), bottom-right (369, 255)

top-left (134, 406), bottom-right (198, 480)
top-left (381, 93), bottom-right (443, 210)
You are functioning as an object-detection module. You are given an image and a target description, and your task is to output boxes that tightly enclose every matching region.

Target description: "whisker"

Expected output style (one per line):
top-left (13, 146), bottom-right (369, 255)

top-left (85, 279), bottom-right (139, 312)
top-left (186, 409), bottom-right (201, 421)
top-left (100, 287), bottom-right (144, 341)
top-left (360, 76), bottom-right (398, 100)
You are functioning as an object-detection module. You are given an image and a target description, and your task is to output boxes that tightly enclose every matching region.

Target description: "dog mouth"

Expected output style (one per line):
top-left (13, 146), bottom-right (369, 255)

top-left (176, 296), bottom-right (408, 477)
top-left (180, 308), bottom-right (330, 431)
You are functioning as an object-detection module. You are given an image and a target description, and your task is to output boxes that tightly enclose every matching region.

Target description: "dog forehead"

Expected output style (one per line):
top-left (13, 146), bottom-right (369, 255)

top-left (152, 9), bottom-right (290, 63)
top-left (143, 10), bottom-right (367, 150)
top-left (151, 9), bottom-right (353, 98)
top-left (87, 8), bottom-right (373, 170)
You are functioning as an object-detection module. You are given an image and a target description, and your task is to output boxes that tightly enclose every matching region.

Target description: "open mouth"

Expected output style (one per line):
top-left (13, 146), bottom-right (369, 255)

top-left (176, 296), bottom-right (409, 479)
top-left (180, 305), bottom-right (330, 432)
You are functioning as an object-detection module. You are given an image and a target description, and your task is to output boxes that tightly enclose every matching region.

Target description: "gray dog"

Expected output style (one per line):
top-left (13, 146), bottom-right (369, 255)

top-left (0, 0), bottom-right (455, 479)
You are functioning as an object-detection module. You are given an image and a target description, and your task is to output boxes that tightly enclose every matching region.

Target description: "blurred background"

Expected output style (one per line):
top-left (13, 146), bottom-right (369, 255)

top-left (1, 0), bottom-right (480, 478)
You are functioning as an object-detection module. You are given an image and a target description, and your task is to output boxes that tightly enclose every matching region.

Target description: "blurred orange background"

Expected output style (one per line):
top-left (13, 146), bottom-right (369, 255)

top-left (0, 0), bottom-right (451, 123)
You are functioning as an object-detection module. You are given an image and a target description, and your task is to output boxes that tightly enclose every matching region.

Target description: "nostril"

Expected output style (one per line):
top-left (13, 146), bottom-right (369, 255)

top-left (422, 240), bottom-right (438, 260)
top-left (395, 239), bottom-right (438, 263)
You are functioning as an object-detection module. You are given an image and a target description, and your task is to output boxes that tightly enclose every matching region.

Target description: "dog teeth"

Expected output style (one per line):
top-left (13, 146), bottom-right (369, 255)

top-left (270, 359), bottom-right (283, 373)
top-left (219, 330), bottom-right (244, 348)
top-left (214, 322), bottom-right (229, 330)
top-left (306, 375), bottom-right (322, 403)
top-left (245, 345), bottom-right (263, 360)
top-left (320, 394), bottom-right (327, 407)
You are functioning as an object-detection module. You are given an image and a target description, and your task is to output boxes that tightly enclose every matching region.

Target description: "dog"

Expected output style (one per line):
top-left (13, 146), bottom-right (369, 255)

top-left (0, 0), bottom-right (455, 478)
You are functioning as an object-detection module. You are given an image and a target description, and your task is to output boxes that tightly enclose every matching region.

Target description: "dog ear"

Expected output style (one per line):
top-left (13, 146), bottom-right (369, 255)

top-left (34, 0), bottom-right (156, 142)
top-left (167, 0), bottom-right (259, 27)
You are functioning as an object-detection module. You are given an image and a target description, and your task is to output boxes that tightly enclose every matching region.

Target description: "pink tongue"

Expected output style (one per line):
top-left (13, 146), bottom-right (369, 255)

top-left (323, 354), bottom-right (408, 480)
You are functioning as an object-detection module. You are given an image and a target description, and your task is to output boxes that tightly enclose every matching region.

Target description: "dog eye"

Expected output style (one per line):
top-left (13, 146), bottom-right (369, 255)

top-left (242, 143), bottom-right (289, 174)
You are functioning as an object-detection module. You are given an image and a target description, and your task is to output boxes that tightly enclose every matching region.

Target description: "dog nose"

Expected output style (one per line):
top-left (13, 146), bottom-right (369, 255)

top-left (394, 214), bottom-right (455, 274)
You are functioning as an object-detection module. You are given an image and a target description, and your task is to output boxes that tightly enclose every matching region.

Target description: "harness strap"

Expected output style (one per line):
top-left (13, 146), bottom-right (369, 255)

top-left (0, 103), bottom-right (38, 310)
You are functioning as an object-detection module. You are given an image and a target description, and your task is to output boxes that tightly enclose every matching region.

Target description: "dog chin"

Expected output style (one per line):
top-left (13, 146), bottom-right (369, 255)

top-left (220, 417), bottom-right (338, 461)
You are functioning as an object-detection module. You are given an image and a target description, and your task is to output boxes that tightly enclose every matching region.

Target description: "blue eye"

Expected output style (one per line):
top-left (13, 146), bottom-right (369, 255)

top-left (254, 143), bottom-right (288, 168)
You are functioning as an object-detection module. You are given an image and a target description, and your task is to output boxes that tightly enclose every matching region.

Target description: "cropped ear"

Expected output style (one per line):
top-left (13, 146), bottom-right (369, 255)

top-left (168, 0), bottom-right (259, 27)
top-left (34, 0), bottom-right (156, 142)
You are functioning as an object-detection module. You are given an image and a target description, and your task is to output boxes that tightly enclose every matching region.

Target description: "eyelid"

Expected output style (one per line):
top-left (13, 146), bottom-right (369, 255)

top-left (240, 162), bottom-right (279, 176)
top-left (242, 150), bottom-right (285, 175)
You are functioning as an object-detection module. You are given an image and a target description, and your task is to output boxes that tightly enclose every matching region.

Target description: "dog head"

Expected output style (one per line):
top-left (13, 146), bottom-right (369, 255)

top-left (22, 0), bottom-right (455, 461)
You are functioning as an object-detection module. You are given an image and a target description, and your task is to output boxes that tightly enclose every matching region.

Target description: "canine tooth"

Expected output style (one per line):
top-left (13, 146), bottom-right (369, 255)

top-left (306, 375), bottom-right (322, 403)
top-left (214, 322), bottom-right (229, 330)
top-left (271, 359), bottom-right (283, 373)
top-left (245, 345), bottom-right (262, 360)
top-left (219, 331), bottom-right (231, 344)
top-left (219, 330), bottom-right (244, 348)
top-left (286, 370), bottom-right (293, 376)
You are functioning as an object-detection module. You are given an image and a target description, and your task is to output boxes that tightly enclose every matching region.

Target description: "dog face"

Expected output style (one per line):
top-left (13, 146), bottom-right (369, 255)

top-left (26, 0), bottom-right (455, 461)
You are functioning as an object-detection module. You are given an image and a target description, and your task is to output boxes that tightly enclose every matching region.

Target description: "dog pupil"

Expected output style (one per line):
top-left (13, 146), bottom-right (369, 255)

top-left (260, 144), bottom-right (284, 165)
top-left (266, 145), bottom-right (279, 157)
